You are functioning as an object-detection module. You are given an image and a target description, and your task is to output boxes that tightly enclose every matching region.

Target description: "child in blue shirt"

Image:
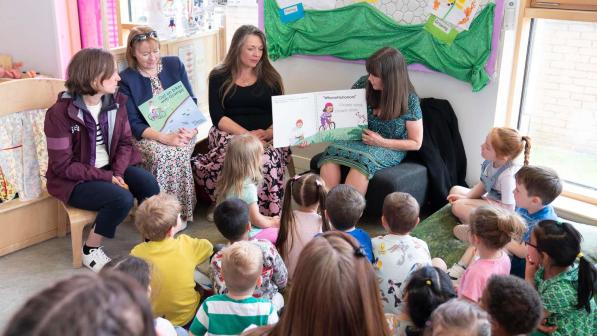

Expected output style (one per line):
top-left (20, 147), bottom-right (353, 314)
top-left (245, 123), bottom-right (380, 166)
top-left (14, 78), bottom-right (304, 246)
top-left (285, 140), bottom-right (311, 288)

top-left (325, 184), bottom-right (373, 262)
top-left (508, 165), bottom-right (562, 277)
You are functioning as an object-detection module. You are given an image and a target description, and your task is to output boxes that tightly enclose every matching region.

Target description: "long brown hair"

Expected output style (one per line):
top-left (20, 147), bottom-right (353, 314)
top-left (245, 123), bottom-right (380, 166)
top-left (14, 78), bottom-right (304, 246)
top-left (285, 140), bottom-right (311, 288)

top-left (365, 47), bottom-right (415, 120)
top-left (470, 205), bottom-right (526, 250)
top-left (489, 127), bottom-right (531, 165)
top-left (276, 173), bottom-right (330, 262)
top-left (210, 25), bottom-right (284, 106)
top-left (245, 231), bottom-right (390, 336)
top-left (215, 134), bottom-right (263, 203)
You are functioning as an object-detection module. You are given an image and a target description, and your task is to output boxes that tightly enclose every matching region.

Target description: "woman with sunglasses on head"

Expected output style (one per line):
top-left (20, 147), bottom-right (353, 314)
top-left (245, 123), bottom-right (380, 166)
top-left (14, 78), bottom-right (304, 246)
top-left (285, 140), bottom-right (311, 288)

top-left (193, 25), bottom-right (290, 219)
top-left (119, 26), bottom-right (198, 229)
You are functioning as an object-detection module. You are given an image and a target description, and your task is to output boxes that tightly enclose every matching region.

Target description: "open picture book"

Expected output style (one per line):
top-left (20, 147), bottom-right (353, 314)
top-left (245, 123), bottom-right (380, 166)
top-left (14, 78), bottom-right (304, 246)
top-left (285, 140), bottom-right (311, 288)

top-left (272, 89), bottom-right (367, 148)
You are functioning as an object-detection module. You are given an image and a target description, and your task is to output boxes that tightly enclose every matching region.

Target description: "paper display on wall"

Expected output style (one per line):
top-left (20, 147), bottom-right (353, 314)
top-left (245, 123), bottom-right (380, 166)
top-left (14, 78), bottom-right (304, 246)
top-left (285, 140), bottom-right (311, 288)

top-left (427, 0), bottom-right (480, 30)
top-left (178, 45), bottom-right (195, 85)
top-left (272, 89), bottom-right (367, 148)
top-left (138, 81), bottom-right (206, 133)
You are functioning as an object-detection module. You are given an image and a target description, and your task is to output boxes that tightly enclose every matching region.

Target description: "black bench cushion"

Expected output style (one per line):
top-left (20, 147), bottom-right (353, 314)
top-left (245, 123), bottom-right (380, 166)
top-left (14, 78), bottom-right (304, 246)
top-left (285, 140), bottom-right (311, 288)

top-left (310, 153), bottom-right (427, 216)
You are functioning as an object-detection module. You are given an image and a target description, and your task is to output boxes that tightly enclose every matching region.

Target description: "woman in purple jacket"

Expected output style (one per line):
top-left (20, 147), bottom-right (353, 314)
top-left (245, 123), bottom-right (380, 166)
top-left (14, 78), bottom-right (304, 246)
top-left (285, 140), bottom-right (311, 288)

top-left (45, 48), bottom-right (159, 271)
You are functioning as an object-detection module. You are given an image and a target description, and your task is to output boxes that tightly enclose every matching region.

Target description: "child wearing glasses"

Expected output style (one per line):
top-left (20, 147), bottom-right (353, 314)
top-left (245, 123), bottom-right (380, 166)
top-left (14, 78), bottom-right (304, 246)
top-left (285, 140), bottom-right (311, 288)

top-left (508, 165), bottom-right (562, 278)
top-left (525, 220), bottom-right (596, 336)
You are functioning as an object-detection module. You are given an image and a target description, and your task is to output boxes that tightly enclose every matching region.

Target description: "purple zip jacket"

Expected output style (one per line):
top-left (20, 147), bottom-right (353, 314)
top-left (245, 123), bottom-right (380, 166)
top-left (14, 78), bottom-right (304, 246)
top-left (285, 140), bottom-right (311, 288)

top-left (44, 91), bottom-right (142, 203)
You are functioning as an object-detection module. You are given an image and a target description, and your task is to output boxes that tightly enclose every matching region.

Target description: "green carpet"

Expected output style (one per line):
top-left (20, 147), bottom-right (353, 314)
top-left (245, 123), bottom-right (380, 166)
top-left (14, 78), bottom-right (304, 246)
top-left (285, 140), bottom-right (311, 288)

top-left (409, 204), bottom-right (597, 266)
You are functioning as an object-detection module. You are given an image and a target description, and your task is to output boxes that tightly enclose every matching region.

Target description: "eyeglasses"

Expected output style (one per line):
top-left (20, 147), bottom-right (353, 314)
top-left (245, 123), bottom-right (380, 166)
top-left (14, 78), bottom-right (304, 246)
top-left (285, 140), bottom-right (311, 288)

top-left (130, 31), bottom-right (158, 45)
top-left (524, 240), bottom-right (538, 249)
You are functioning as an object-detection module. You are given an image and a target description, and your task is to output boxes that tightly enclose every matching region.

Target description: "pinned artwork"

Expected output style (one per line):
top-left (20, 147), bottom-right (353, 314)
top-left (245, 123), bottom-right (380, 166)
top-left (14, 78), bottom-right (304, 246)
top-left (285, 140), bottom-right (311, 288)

top-left (427, 0), bottom-right (480, 30)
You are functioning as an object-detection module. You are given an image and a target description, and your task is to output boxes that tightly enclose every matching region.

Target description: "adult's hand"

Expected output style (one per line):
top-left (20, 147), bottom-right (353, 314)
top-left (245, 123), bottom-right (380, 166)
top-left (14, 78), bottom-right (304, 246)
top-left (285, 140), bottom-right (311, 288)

top-left (159, 132), bottom-right (188, 147)
top-left (178, 128), bottom-right (198, 142)
top-left (249, 129), bottom-right (268, 141)
top-left (112, 175), bottom-right (129, 189)
top-left (362, 128), bottom-right (386, 147)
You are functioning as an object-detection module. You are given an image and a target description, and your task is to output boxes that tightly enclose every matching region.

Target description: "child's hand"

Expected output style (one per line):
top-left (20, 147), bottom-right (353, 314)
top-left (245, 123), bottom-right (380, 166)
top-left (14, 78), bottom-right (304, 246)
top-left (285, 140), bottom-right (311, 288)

top-left (270, 216), bottom-right (280, 228)
top-left (447, 193), bottom-right (466, 203)
top-left (537, 310), bottom-right (558, 334)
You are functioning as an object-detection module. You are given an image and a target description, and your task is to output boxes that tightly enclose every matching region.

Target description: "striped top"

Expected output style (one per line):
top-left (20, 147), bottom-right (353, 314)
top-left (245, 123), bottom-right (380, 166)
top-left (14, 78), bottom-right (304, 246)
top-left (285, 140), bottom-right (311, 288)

top-left (189, 294), bottom-right (278, 336)
top-left (86, 102), bottom-right (109, 168)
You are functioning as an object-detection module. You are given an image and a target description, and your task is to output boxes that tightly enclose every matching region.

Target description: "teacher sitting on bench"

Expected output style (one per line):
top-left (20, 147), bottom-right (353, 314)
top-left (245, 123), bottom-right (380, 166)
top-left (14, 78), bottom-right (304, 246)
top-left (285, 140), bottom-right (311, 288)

top-left (193, 25), bottom-right (289, 217)
top-left (318, 47), bottom-right (423, 195)
top-left (119, 26), bottom-right (197, 229)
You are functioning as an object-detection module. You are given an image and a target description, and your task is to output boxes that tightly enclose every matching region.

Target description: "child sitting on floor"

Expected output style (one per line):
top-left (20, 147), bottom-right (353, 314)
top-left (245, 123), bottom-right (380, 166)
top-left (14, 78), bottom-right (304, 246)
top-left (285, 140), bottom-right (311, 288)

top-left (480, 275), bottom-right (542, 336)
top-left (373, 192), bottom-right (447, 314)
top-left (456, 206), bottom-right (526, 303)
top-left (508, 165), bottom-right (561, 278)
top-left (388, 266), bottom-right (456, 336)
top-left (215, 134), bottom-right (279, 243)
top-left (325, 184), bottom-right (373, 262)
top-left (425, 299), bottom-right (491, 336)
top-left (190, 241), bottom-right (278, 336)
top-left (131, 193), bottom-right (213, 327)
top-left (448, 127), bottom-right (531, 223)
top-left (102, 255), bottom-right (183, 336)
top-left (211, 198), bottom-right (287, 310)
top-left (276, 173), bottom-right (329, 278)
top-left (525, 220), bottom-right (596, 336)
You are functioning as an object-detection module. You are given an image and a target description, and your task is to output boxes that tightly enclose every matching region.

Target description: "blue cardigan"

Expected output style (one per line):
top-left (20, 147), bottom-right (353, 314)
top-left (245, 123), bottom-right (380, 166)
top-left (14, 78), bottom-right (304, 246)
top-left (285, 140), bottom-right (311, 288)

top-left (119, 56), bottom-right (196, 140)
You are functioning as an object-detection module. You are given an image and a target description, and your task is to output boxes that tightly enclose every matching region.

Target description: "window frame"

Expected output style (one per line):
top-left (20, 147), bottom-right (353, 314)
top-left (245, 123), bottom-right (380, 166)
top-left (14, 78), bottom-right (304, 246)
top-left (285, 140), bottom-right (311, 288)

top-left (505, 0), bottom-right (597, 205)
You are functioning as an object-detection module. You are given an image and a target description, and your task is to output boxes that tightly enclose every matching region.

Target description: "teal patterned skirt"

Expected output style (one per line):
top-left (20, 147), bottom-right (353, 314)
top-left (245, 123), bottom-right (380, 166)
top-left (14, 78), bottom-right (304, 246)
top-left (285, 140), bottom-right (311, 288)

top-left (318, 140), bottom-right (407, 179)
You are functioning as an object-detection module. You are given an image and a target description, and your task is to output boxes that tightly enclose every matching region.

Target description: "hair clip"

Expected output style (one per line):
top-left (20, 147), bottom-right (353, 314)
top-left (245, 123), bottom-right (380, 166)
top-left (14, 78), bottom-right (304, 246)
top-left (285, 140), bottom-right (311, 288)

top-left (315, 179), bottom-right (322, 187)
top-left (425, 279), bottom-right (432, 286)
top-left (577, 252), bottom-right (584, 259)
top-left (354, 246), bottom-right (367, 258)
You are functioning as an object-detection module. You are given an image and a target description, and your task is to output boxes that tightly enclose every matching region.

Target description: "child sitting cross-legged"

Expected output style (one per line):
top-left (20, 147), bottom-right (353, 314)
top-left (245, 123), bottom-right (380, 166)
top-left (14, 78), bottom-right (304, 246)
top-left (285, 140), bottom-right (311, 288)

top-left (373, 192), bottom-right (447, 315)
top-left (456, 206), bottom-right (526, 303)
top-left (480, 275), bottom-right (542, 336)
top-left (131, 193), bottom-right (213, 327)
top-left (325, 184), bottom-right (373, 263)
top-left (507, 165), bottom-right (561, 278)
top-left (211, 198), bottom-right (288, 311)
top-left (190, 241), bottom-right (279, 336)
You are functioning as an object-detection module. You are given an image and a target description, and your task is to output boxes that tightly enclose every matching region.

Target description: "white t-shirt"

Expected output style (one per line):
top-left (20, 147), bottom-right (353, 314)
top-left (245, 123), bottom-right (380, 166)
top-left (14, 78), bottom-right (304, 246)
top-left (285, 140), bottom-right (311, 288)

top-left (483, 163), bottom-right (519, 206)
top-left (86, 102), bottom-right (110, 168)
top-left (372, 234), bottom-right (432, 314)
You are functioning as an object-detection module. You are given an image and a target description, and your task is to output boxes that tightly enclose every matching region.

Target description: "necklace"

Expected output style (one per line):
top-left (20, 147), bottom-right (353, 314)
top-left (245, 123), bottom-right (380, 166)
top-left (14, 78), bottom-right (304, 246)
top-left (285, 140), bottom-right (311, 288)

top-left (236, 76), bottom-right (257, 87)
top-left (138, 67), bottom-right (158, 78)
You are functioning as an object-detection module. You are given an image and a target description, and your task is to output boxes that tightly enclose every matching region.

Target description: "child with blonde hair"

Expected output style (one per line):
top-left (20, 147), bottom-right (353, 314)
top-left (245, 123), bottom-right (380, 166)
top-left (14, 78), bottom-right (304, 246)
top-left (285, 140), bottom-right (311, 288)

top-left (526, 220), bottom-right (596, 336)
top-left (448, 127), bottom-right (531, 225)
top-left (424, 299), bottom-right (491, 336)
top-left (190, 241), bottom-right (278, 336)
top-left (456, 206), bottom-right (526, 302)
top-left (131, 193), bottom-right (213, 327)
top-left (276, 173), bottom-right (329, 278)
top-left (216, 134), bottom-right (279, 243)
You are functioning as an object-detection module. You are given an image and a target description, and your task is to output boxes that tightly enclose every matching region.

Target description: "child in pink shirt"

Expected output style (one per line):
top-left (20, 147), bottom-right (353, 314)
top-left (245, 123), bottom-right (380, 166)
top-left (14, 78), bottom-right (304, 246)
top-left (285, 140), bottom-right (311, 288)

top-left (275, 173), bottom-right (329, 278)
top-left (458, 206), bottom-right (525, 302)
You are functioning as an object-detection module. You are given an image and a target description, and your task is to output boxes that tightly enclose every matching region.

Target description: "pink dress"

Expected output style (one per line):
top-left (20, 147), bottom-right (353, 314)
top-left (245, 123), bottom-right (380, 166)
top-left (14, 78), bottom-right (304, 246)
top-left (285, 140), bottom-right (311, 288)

top-left (286, 210), bottom-right (322, 278)
top-left (458, 250), bottom-right (510, 302)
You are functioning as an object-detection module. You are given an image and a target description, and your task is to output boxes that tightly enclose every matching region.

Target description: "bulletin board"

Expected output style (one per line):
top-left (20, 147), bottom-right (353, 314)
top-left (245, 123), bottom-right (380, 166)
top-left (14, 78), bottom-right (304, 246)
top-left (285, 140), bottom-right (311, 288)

top-left (259, 0), bottom-right (505, 92)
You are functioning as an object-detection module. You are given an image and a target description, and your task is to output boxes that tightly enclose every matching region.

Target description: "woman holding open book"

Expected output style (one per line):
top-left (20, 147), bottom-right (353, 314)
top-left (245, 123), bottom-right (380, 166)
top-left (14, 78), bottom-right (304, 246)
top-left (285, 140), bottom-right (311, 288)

top-left (119, 26), bottom-right (197, 228)
top-left (193, 25), bottom-right (290, 217)
top-left (318, 47), bottom-right (424, 195)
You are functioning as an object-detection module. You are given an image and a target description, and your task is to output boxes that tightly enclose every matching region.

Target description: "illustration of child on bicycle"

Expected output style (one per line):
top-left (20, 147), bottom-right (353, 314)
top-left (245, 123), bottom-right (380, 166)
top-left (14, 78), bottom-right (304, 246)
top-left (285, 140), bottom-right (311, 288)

top-left (320, 102), bottom-right (336, 131)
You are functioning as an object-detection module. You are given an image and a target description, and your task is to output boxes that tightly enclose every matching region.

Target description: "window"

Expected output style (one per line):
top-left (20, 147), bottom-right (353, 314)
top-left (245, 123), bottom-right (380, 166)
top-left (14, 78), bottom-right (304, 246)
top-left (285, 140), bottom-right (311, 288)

top-left (507, 2), bottom-right (597, 205)
top-left (518, 19), bottom-right (597, 197)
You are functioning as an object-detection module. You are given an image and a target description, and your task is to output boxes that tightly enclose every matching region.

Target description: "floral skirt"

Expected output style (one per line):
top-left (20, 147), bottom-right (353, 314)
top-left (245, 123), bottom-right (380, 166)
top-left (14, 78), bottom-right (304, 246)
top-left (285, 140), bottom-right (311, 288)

top-left (134, 138), bottom-right (196, 221)
top-left (192, 127), bottom-right (290, 216)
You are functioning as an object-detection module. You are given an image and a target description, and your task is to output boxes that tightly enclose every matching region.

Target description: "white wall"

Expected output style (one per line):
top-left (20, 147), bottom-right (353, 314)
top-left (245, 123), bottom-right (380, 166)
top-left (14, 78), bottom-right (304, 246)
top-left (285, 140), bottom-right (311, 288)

top-left (273, 56), bottom-right (502, 185)
top-left (0, 0), bottom-right (65, 78)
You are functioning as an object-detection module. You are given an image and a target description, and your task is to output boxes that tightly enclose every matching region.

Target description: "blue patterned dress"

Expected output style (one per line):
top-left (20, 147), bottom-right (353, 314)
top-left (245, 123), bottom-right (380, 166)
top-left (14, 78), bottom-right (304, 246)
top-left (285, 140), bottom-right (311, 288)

top-left (318, 76), bottom-right (422, 179)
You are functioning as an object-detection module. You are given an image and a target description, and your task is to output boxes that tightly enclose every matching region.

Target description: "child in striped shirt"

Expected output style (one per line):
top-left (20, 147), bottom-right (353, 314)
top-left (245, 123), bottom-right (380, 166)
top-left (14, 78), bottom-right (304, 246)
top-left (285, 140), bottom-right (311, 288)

top-left (190, 241), bottom-right (278, 336)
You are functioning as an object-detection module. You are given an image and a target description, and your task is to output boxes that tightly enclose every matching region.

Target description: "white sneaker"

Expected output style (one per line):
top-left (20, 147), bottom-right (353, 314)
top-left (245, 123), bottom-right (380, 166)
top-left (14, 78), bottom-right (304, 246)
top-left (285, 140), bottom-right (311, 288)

top-left (447, 263), bottom-right (466, 285)
top-left (82, 246), bottom-right (111, 272)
